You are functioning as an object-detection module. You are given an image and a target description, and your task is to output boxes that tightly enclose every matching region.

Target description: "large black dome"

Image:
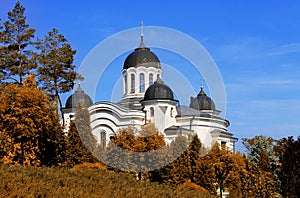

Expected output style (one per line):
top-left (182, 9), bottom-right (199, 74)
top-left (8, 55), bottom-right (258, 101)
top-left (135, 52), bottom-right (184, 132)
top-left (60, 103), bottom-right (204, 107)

top-left (123, 39), bottom-right (160, 70)
top-left (189, 87), bottom-right (215, 110)
top-left (65, 84), bottom-right (93, 109)
top-left (143, 77), bottom-right (174, 101)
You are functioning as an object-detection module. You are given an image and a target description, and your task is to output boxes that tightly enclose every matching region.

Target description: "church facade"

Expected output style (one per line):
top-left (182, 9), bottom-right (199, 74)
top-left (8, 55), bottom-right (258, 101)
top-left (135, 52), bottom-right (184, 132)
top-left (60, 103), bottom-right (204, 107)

top-left (63, 35), bottom-right (237, 151)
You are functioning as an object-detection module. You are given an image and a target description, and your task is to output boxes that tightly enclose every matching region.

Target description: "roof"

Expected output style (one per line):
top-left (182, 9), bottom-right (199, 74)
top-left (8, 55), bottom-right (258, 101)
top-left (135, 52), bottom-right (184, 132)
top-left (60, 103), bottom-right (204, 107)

top-left (189, 86), bottom-right (215, 110)
top-left (65, 84), bottom-right (93, 109)
top-left (123, 37), bottom-right (161, 70)
top-left (143, 77), bottom-right (175, 101)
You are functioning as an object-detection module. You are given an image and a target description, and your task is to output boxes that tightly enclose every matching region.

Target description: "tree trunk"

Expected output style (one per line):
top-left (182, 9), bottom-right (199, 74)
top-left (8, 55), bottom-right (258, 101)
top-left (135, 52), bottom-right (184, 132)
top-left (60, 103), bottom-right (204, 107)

top-left (58, 94), bottom-right (65, 127)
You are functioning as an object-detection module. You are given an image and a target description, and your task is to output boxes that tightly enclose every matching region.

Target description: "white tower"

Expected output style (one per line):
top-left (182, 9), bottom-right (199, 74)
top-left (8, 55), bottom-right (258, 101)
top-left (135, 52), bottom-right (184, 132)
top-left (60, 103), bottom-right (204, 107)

top-left (120, 23), bottom-right (162, 109)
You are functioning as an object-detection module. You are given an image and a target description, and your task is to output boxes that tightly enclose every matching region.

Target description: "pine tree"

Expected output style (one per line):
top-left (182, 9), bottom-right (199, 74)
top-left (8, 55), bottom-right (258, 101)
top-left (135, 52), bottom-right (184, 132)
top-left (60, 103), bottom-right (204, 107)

top-left (242, 136), bottom-right (278, 172)
top-left (36, 28), bottom-right (82, 123)
top-left (74, 104), bottom-right (97, 152)
top-left (64, 120), bottom-right (97, 168)
top-left (64, 103), bottom-right (97, 167)
top-left (0, 1), bottom-right (36, 84)
top-left (242, 135), bottom-right (279, 192)
top-left (0, 75), bottom-right (65, 166)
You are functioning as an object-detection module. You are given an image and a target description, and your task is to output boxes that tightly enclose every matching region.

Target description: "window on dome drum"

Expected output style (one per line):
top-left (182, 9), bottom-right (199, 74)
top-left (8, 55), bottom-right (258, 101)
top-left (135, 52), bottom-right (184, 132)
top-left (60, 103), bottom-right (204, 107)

top-left (101, 131), bottom-right (106, 149)
top-left (150, 107), bottom-right (154, 117)
top-left (170, 107), bottom-right (174, 117)
top-left (149, 73), bottom-right (153, 85)
top-left (124, 75), bottom-right (128, 94)
top-left (139, 73), bottom-right (145, 92)
top-left (131, 74), bottom-right (135, 93)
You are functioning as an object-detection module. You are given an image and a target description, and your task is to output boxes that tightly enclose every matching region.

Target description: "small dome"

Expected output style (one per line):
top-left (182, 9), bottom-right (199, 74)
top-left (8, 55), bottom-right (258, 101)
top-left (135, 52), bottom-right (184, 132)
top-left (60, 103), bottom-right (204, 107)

top-left (65, 84), bottom-right (93, 109)
top-left (189, 87), bottom-right (215, 110)
top-left (143, 77), bottom-right (174, 101)
top-left (123, 38), bottom-right (160, 70)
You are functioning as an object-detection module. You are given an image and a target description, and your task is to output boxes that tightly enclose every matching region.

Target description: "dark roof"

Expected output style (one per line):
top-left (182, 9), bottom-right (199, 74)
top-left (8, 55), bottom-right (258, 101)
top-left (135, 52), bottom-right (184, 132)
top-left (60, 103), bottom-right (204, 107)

top-left (143, 77), bottom-right (175, 101)
top-left (189, 87), bottom-right (215, 110)
top-left (65, 84), bottom-right (93, 109)
top-left (123, 38), bottom-right (160, 70)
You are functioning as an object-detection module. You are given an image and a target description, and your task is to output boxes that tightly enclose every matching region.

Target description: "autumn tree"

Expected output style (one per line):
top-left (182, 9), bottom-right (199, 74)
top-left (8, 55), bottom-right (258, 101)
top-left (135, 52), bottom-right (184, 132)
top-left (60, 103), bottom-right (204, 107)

top-left (106, 123), bottom-right (167, 179)
top-left (242, 135), bottom-right (279, 191)
top-left (0, 1), bottom-right (36, 84)
top-left (152, 135), bottom-right (202, 186)
top-left (0, 75), bottom-right (65, 166)
top-left (197, 143), bottom-right (236, 197)
top-left (0, 18), bottom-right (4, 81)
top-left (279, 136), bottom-right (300, 198)
top-left (36, 28), bottom-right (82, 123)
top-left (224, 152), bottom-right (276, 198)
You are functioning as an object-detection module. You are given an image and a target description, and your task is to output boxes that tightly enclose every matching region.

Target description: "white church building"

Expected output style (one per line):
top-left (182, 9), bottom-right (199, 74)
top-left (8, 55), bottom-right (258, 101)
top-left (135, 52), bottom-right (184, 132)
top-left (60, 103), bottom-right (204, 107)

top-left (62, 34), bottom-right (237, 151)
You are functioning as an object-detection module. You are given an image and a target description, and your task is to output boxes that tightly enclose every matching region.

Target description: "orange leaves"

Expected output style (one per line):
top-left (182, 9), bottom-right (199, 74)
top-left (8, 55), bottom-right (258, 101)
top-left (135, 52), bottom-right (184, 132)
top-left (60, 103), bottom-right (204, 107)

top-left (0, 75), bottom-right (64, 166)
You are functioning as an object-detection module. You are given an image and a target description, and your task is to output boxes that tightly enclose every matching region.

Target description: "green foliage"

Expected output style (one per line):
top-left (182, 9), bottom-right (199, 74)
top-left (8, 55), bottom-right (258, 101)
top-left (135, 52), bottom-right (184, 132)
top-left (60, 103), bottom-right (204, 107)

top-left (279, 136), bottom-right (300, 198)
top-left (242, 135), bottom-right (278, 171)
top-left (0, 163), bottom-right (214, 198)
top-left (0, 1), bottom-right (36, 84)
top-left (242, 135), bottom-right (280, 192)
top-left (0, 75), bottom-right (65, 166)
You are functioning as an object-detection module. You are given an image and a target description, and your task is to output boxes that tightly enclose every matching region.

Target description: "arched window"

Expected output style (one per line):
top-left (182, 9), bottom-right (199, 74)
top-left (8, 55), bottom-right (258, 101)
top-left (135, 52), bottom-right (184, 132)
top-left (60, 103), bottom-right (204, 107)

top-left (170, 107), bottom-right (174, 117)
top-left (101, 131), bottom-right (106, 149)
top-left (124, 75), bottom-right (128, 94)
top-left (150, 107), bottom-right (154, 117)
top-left (131, 74), bottom-right (135, 93)
top-left (149, 73), bottom-right (153, 85)
top-left (139, 73), bottom-right (145, 92)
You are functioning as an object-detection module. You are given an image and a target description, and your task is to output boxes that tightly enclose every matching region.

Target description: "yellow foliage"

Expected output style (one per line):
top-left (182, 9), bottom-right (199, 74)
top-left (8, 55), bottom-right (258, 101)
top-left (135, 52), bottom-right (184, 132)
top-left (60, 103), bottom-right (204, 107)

top-left (72, 162), bottom-right (106, 170)
top-left (178, 180), bottom-right (210, 192)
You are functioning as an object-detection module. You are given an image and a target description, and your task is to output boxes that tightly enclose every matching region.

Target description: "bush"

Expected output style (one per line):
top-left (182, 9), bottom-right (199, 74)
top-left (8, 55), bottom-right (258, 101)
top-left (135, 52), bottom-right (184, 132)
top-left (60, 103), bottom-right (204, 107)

top-left (72, 162), bottom-right (106, 170)
top-left (0, 163), bottom-right (215, 198)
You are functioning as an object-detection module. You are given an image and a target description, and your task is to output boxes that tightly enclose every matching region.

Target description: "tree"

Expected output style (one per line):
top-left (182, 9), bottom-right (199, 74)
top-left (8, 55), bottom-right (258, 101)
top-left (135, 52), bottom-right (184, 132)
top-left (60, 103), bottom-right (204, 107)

top-left (64, 104), bottom-right (98, 167)
top-left (224, 152), bottom-right (276, 198)
top-left (64, 120), bottom-right (98, 168)
top-left (0, 18), bottom-right (5, 81)
top-left (279, 136), bottom-right (300, 198)
top-left (0, 75), bottom-right (65, 166)
top-left (0, 1), bottom-right (36, 84)
top-left (197, 143), bottom-right (236, 197)
top-left (242, 136), bottom-right (279, 191)
top-left (36, 28), bottom-right (82, 123)
top-left (242, 136), bottom-right (278, 171)
top-left (106, 123), bottom-right (167, 179)
top-left (153, 135), bottom-right (202, 186)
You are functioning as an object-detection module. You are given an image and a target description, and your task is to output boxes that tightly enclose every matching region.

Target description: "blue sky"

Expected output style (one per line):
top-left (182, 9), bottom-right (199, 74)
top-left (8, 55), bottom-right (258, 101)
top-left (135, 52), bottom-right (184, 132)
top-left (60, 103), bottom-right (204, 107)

top-left (1, 1), bottom-right (300, 151)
